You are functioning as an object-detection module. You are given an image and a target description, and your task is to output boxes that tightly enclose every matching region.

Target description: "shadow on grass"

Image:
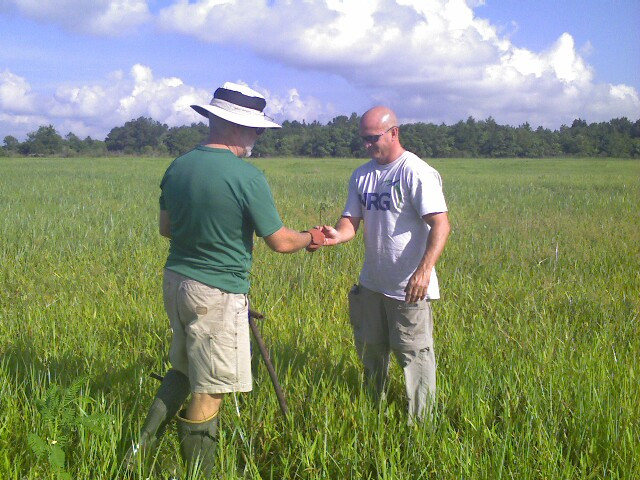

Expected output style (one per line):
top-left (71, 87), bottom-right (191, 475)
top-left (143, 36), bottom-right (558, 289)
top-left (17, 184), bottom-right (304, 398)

top-left (4, 338), bottom-right (143, 392)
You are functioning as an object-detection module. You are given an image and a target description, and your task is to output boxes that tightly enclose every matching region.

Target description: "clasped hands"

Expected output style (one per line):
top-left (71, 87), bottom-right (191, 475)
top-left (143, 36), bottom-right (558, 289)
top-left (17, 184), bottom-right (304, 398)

top-left (303, 225), bottom-right (338, 252)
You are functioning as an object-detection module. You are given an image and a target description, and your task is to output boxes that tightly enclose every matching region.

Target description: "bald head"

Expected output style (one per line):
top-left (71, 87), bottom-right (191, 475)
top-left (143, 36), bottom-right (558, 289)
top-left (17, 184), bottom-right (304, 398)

top-left (360, 106), bottom-right (404, 164)
top-left (361, 106), bottom-right (398, 132)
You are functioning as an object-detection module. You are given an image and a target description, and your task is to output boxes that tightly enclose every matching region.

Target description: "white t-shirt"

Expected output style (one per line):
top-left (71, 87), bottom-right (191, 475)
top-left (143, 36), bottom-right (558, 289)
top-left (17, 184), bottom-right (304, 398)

top-left (342, 151), bottom-right (448, 300)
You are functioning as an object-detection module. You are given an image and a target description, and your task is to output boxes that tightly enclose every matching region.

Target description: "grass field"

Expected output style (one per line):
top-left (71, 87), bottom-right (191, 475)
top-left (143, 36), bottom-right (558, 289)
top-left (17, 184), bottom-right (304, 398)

top-left (0, 156), bottom-right (638, 479)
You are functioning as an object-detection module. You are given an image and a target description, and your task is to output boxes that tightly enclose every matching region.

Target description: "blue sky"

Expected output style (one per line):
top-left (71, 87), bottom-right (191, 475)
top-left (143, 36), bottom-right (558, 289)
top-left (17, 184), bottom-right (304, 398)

top-left (1, 0), bottom-right (638, 141)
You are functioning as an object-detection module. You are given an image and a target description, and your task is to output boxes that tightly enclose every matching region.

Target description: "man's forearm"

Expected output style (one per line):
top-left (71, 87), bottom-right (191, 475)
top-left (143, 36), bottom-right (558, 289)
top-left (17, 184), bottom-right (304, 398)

top-left (417, 214), bottom-right (450, 273)
top-left (264, 227), bottom-right (318, 253)
top-left (325, 216), bottom-right (360, 245)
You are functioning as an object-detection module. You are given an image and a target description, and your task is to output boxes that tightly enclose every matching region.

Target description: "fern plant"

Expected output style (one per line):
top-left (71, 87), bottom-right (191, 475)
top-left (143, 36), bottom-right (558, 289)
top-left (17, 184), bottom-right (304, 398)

top-left (27, 376), bottom-right (111, 479)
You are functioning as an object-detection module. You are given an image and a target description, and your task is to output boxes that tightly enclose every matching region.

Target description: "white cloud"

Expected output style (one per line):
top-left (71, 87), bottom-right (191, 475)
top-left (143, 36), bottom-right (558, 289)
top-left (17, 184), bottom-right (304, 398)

top-left (610, 84), bottom-right (638, 102)
top-left (0, 69), bottom-right (37, 112)
top-left (0, 65), bottom-right (331, 140)
top-left (0, 66), bottom-right (206, 139)
top-left (117, 64), bottom-right (195, 122)
top-left (1, 0), bottom-right (638, 138)
top-left (156, 0), bottom-right (639, 128)
top-left (4, 0), bottom-right (150, 35)
top-left (66, 64), bottom-right (216, 133)
top-left (259, 86), bottom-right (328, 124)
top-left (580, 40), bottom-right (593, 57)
top-left (544, 33), bottom-right (592, 85)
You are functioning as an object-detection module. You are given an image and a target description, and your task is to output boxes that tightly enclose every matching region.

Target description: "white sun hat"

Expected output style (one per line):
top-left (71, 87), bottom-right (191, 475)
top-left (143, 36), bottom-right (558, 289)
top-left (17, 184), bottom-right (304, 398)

top-left (191, 82), bottom-right (281, 129)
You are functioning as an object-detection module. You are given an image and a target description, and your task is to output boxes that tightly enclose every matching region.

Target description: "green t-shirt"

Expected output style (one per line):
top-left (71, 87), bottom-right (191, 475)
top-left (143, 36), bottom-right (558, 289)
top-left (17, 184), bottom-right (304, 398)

top-left (159, 146), bottom-right (283, 293)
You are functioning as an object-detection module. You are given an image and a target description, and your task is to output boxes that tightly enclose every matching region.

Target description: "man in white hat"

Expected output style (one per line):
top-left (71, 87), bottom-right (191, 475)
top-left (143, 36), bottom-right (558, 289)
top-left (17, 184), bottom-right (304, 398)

top-left (126, 82), bottom-right (324, 476)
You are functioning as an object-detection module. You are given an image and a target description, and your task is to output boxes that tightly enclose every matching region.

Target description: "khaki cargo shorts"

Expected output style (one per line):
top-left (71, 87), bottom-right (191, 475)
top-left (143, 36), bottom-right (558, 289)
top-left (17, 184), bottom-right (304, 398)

top-left (163, 268), bottom-right (252, 394)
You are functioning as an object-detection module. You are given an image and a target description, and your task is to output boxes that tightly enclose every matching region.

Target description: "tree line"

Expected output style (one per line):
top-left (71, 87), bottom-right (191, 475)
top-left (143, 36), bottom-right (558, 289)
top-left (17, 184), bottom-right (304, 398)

top-left (2, 114), bottom-right (639, 158)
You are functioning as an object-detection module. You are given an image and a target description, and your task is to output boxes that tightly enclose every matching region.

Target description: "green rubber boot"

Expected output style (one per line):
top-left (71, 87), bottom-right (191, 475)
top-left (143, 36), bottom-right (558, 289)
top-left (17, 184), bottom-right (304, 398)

top-left (176, 410), bottom-right (219, 478)
top-left (124, 369), bottom-right (191, 469)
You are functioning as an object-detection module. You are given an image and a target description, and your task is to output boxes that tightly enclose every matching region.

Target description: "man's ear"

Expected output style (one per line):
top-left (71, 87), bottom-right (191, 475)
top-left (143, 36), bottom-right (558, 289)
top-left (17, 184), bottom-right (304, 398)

top-left (231, 123), bottom-right (246, 138)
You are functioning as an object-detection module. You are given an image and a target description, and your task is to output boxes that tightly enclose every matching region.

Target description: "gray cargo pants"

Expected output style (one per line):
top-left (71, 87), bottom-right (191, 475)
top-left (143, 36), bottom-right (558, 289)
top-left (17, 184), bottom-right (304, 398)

top-left (348, 284), bottom-right (436, 422)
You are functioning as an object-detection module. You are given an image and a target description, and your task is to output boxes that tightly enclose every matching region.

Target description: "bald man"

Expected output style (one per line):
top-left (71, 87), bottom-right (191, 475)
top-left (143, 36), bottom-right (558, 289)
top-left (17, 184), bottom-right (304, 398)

top-left (322, 106), bottom-right (450, 423)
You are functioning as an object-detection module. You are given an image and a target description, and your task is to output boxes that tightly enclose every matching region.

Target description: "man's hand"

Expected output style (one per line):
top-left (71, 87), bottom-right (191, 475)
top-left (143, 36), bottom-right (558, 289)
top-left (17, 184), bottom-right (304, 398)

top-left (320, 225), bottom-right (341, 246)
top-left (159, 209), bottom-right (171, 238)
top-left (317, 217), bottom-right (360, 247)
top-left (304, 227), bottom-right (325, 252)
top-left (404, 268), bottom-right (430, 303)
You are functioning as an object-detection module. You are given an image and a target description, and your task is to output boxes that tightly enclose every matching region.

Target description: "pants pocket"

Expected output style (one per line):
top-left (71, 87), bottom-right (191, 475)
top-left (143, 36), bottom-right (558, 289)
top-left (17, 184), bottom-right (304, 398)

top-left (348, 284), bottom-right (362, 335)
top-left (391, 301), bottom-right (430, 348)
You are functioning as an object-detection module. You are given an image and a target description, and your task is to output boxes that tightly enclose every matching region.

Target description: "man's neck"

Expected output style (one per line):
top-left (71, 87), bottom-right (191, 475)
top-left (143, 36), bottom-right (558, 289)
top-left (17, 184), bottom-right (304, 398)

top-left (203, 142), bottom-right (243, 157)
top-left (376, 148), bottom-right (406, 165)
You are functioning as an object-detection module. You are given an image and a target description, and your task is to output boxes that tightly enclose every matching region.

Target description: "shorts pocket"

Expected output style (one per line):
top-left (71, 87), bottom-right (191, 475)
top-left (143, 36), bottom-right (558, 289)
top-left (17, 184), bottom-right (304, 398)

top-left (209, 328), bottom-right (238, 383)
top-left (181, 282), bottom-right (224, 319)
top-left (181, 284), bottom-right (240, 384)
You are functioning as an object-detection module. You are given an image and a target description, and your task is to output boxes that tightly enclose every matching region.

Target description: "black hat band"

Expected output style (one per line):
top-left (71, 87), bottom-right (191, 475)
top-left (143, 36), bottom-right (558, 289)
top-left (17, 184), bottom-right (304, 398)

top-left (213, 87), bottom-right (266, 112)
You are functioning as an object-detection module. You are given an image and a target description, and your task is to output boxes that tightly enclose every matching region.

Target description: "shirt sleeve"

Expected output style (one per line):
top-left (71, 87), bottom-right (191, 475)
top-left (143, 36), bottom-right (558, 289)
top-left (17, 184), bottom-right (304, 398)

top-left (245, 173), bottom-right (283, 238)
top-left (410, 166), bottom-right (448, 217)
top-left (342, 170), bottom-right (363, 218)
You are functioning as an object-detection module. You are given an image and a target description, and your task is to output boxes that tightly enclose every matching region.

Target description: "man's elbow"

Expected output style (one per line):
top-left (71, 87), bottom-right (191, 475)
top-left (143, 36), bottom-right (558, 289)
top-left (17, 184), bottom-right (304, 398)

top-left (441, 217), bottom-right (451, 235)
top-left (263, 229), bottom-right (289, 253)
top-left (425, 212), bottom-right (451, 238)
top-left (263, 227), bottom-right (309, 253)
top-left (266, 241), bottom-right (289, 253)
top-left (438, 216), bottom-right (451, 240)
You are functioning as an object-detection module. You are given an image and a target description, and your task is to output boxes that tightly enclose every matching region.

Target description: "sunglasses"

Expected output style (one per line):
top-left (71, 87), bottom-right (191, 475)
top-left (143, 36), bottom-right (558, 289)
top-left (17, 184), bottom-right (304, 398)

top-left (361, 126), bottom-right (396, 144)
top-left (255, 128), bottom-right (265, 136)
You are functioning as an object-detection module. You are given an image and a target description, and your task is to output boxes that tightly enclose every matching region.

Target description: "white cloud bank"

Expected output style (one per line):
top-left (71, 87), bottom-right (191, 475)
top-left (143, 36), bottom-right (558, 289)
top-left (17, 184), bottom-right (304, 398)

top-left (0, 65), bottom-right (204, 139)
top-left (156, 0), bottom-right (640, 127)
top-left (1, 0), bottom-right (150, 35)
top-left (1, 0), bottom-right (638, 140)
top-left (0, 66), bottom-right (326, 140)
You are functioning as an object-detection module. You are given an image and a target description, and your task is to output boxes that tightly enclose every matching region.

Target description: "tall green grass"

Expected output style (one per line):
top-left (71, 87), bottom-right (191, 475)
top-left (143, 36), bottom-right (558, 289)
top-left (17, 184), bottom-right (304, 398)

top-left (0, 157), bottom-right (638, 479)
